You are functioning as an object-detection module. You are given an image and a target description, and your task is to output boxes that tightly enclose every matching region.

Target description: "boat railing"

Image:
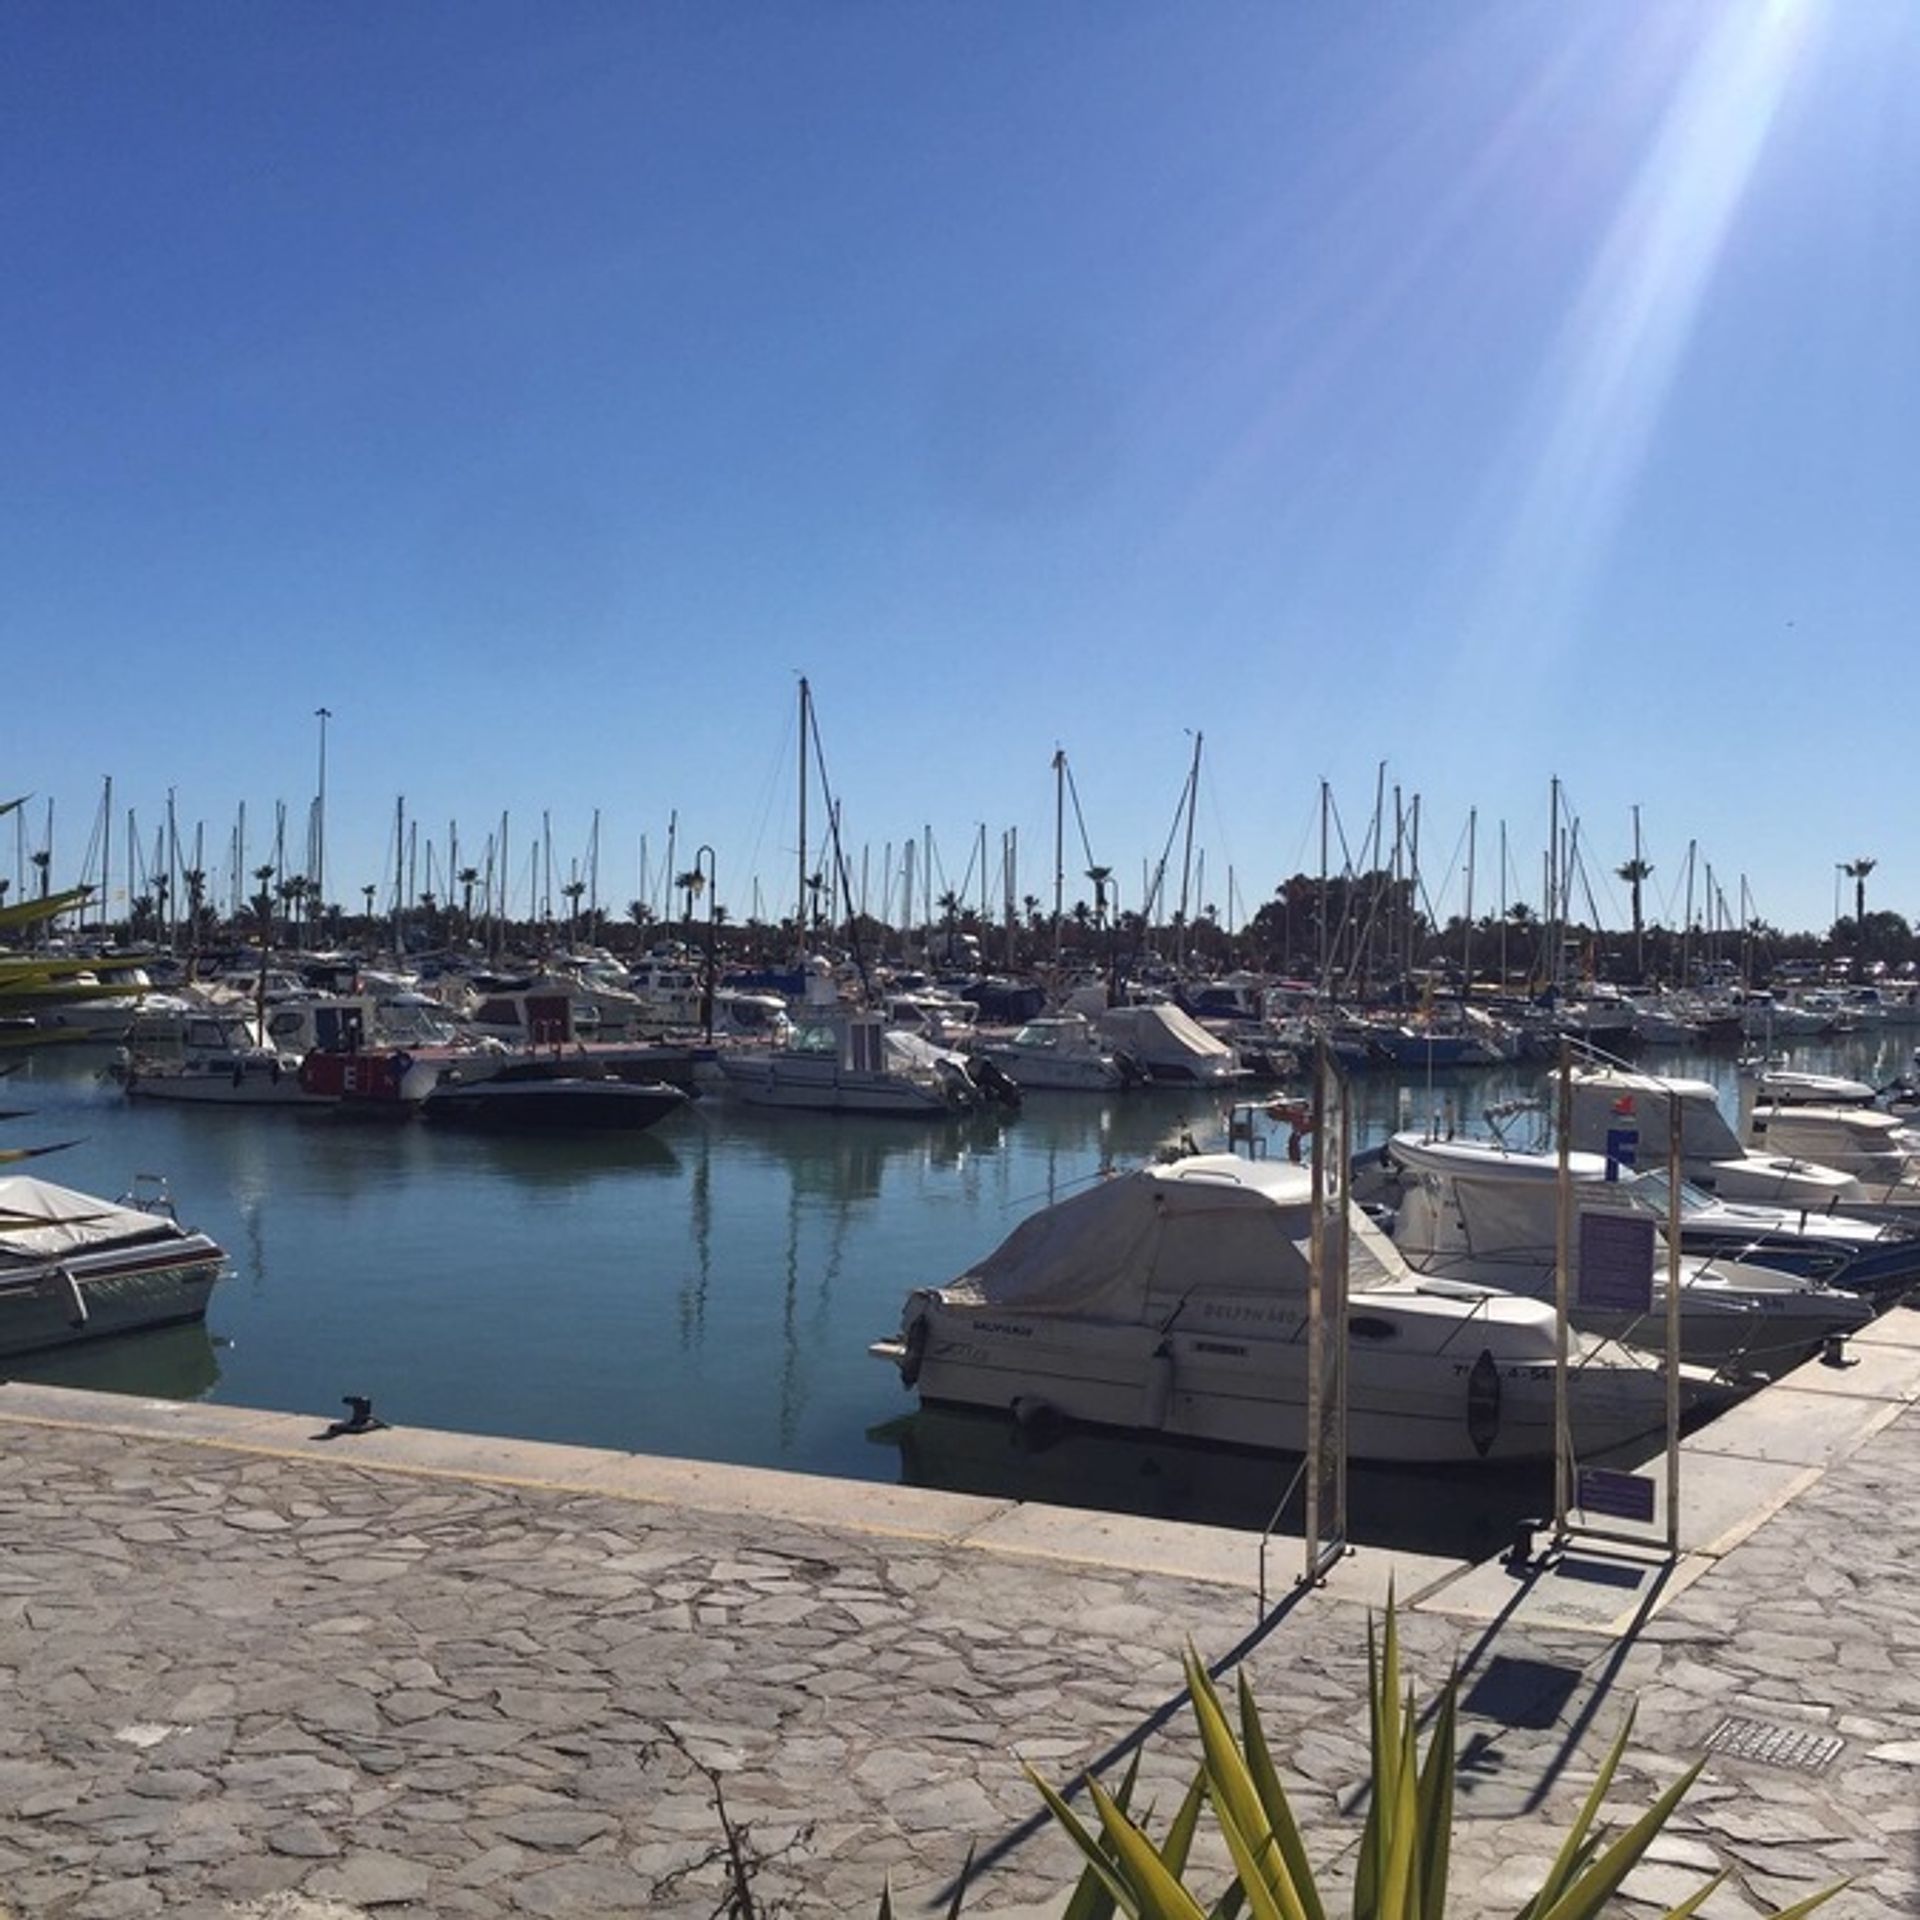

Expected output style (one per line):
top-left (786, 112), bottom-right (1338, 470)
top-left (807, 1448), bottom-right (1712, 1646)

top-left (119, 1172), bottom-right (178, 1219)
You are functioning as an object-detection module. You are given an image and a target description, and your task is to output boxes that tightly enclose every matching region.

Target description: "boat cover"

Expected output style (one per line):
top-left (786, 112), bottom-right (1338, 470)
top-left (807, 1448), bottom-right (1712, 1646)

top-left (1097, 1003), bottom-right (1237, 1068)
top-left (0, 1177), bottom-right (170, 1263)
top-left (942, 1153), bottom-right (1401, 1315)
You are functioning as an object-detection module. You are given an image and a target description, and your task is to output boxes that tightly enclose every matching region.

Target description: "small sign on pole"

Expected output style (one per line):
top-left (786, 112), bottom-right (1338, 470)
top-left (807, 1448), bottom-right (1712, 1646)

top-left (1577, 1211), bottom-right (1657, 1316)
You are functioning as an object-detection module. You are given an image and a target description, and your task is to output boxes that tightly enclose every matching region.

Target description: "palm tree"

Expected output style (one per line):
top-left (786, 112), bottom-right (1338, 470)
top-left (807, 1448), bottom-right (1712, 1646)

top-left (935, 888), bottom-right (961, 964)
top-left (252, 864), bottom-right (277, 946)
top-left (1843, 856), bottom-right (1877, 978)
top-left (360, 882), bottom-right (377, 929)
top-left (672, 868), bottom-right (705, 946)
top-left (181, 868), bottom-right (207, 950)
top-left (1084, 865), bottom-right (1112, 928)
top-left (457, 866), bottom-right (479, 935)
top-left (1616, 857), bottom-right (1654, 981)
top-left (560, 878), bottom-right (585, 946)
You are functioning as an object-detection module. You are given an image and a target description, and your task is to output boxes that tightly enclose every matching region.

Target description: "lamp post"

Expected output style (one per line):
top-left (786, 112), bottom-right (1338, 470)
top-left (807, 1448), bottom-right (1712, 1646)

top-left (694, 845), bottom-right (717, 1040)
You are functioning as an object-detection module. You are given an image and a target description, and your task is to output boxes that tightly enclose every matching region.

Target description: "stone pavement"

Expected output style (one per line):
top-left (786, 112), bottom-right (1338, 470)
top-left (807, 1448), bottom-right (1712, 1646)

top-left (2, 1311), bottom-right (1918, 1919)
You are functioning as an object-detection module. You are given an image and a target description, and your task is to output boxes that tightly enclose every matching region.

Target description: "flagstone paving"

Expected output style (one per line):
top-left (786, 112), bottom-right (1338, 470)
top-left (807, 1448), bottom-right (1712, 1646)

top-left (0, 1356), bottom-right (1915, 1919)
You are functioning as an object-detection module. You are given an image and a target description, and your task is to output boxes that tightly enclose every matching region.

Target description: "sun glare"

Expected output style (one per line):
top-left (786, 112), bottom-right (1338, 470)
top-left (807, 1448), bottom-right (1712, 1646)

top-left (1466, 0), bottom-right (1822, 659)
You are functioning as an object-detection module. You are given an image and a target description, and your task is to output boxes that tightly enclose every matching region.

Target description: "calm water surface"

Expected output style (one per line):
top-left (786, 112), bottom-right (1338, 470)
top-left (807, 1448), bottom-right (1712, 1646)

top-left (10, 1028), bottom-right (1911, 1548)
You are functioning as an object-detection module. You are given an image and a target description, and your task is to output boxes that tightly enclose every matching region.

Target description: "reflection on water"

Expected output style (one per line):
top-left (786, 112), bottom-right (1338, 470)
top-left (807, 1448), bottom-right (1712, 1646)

top-left (3, 1033), bottom-right (1909, 1541)
top-left (6, 1321), bottom-right (224, 1401)
top-left (872, 1405), bottom-right (1548, 1558)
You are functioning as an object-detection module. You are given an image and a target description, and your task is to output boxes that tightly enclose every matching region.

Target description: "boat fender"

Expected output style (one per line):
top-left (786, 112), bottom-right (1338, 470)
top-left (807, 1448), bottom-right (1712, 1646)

top-left (1466, 1348), bottom-right (1501, 1458)
top-left (58, 1265), bottom-right (88, 1329)
top-left (1141, 1340), bottom-right (1175, 1429)
top-left (231, 1061), bottom-right (245, 1087)
top-left (899, 1312), bottom-right (929, 1388)
top-left (1010, 1395), bottom-right (1064, 1448)
top-left (391, 1051), bottom-right (414, 1093)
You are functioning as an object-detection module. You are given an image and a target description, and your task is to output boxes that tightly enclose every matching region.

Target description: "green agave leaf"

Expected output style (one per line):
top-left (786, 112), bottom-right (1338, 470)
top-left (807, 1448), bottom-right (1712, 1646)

top-left (1027, 1764), bottom-right (1141, 1919)
top-left (1653, 1869), bottom-right (1729, 1919)
top-left (1180, 1647), bottom-right (1308, 1920)
top-left (1376, 1696), bottom-right (1423, 1920)
top-left (0, 885), bottom-right (92, 933)
top-left (1532, 1755), bottom-right (1706, 1920)
top-left (1206, 1886), bottom-right (1248, 1920)
top-left (1755, 1882), bottom-right (1849, 1919)
top-left (1413, 1671), bottom-right (1457, 1920)
top-left (1086, 1776), bottom-right (1212, 1920)
top-left (1521, 1706), bottom-right (1638, 1918)
top-left (1236, 1671), bottom-right (1323, 1920)
top-left (1158, 1767), bottom-right (1209, 1885)
top-left (1063, 1751), bottom-right (1148, 1920)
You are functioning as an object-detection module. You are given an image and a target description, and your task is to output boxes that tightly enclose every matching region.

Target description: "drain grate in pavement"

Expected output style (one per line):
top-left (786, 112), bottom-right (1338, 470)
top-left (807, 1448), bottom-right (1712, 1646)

top-left (1704, 1715), bottom-right (1843, 1773)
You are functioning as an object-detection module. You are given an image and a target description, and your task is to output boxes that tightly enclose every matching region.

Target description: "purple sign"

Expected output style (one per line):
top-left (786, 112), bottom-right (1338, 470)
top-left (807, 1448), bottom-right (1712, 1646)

top-left (1577, 1467), bottom-right (1657, 1523)
top-left (1578, 1210), bottom-right (1656, 1315)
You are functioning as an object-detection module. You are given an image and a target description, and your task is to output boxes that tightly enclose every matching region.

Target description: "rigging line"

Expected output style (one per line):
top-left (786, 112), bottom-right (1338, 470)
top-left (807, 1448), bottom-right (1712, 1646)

top-left (804, 699), bottom-right (873, 999)
top-left (1062, 760), bottom-right (1098, 875)
top-left (1415, 813), bottom-right (1475, 936)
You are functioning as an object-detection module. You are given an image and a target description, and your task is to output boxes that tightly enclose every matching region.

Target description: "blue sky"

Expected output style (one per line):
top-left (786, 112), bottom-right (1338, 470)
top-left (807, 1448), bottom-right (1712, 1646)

top-left (6, 0), bottom-right (1918, 940)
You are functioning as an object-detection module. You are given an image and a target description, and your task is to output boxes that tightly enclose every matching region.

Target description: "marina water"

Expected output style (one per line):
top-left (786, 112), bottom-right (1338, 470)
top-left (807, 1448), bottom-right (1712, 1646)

top-left (11, 1029), bottom-right (1913, 1556)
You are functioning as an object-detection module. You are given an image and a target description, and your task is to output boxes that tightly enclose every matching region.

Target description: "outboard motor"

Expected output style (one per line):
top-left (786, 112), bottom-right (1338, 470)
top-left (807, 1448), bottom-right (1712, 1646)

top-left (969, 1056), bottom-right (1023, 1111)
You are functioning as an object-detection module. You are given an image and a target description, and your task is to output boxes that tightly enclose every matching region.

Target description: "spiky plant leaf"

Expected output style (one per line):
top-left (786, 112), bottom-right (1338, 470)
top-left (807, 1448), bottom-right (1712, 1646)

top-left (1753, 1884), bottom-right (1848, 1920)
top-left (1180, 1646), bottom-right (1311, 1920)
top-left (1520, 1705), bottom-right (1639, 1918)
top-left (1026, 1765), bottom-right (1141, 1919)
top-left (1530, 1756), bottom-right (1706, 1920)
top-left (1062, 1751), bottom-right (1147, 1920)
top-left (1413, 1670), bottom-right (1457, 1920)
top-left (1157, 1766), bottom-right (1209, 1885)
top-left (1236, 1670), bottom-right (1323, 1920)
top-left (1085, 1775), bottom-right (1212, 1920)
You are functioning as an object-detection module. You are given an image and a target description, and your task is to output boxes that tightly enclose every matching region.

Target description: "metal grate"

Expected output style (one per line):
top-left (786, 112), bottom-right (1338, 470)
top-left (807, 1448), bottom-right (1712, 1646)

top-left (1704, 1715), bottom-right (1843, 1774)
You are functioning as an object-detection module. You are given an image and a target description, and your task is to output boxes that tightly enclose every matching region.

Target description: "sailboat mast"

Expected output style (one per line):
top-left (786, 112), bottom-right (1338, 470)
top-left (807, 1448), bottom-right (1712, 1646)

top-left (1176, 730), bottom-right (1202, 955)
top-left (797, 676), bottom-right (810, 939)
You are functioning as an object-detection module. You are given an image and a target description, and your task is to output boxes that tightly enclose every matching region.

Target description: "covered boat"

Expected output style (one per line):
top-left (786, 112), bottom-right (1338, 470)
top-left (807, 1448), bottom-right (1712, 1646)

top-left (0, 1175), bottom-right (227, 1357)
top-left (872, 1154), bottom-right (1715, 1465)
top-left (1095, 1003), bottom-right (1240, 1086)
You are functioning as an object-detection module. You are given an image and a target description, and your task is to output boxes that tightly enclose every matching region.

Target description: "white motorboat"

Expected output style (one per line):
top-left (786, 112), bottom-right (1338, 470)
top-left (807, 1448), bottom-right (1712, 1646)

top-left (1095, 1003), bottom-right (1240, 1086)
top-left (871, 1153), bottom-right (1717, 1465)
top-left (1567, 1066), bottom-right (1860, 1212)
top-left (0, 1174), bottom-right (227, 1357)
top-left (1376, 1131), bottom-right (1872, 1373)
top-left (1744, 1065), bottom-right (1878, 1108)
top-left (717, 1009), bottom-right (985, 1115)
top-left (973, 1013), bottom-right (1136, 1092)
top-left (119, 1012), bottom-right (325, 1107)
top-left (1748, 1103), bottom-right (1920, 1207)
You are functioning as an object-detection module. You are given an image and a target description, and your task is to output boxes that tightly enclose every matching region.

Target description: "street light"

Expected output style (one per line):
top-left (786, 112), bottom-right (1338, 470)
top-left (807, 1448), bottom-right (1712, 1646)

top-left (694, 845), bottom-right (717, 1040)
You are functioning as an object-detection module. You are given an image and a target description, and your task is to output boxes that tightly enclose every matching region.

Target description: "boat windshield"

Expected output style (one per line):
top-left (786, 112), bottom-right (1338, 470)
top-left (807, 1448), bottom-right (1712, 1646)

top-left (1627, 1168), bottom-right (1719, 1213)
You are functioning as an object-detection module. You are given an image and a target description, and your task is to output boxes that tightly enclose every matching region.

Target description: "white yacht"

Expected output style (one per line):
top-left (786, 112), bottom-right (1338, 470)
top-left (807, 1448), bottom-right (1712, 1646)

top-left (973, 1013), bottom-right (1135, 1092)
top-left (871, 1153), bottom-right (1721, 1465)
top-left (0, 1174), bottom-right (228, 1355)
top-left (717, 1008), bottom-right (984, 1115)
top-left (1567, 1066), bottom-right (1859, 1211)
top-left (1377, 1131), bottom-right (1872, 1373)
top-left (119, 1012), bottom-right (324, 1107)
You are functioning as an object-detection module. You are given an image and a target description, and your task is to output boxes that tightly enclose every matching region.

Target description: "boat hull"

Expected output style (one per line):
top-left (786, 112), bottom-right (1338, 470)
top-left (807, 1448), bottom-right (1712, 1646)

top-left (0, 1241), bottom-right (224, 1359)
top-left (883, 1294), bottom-right (1689, 1466)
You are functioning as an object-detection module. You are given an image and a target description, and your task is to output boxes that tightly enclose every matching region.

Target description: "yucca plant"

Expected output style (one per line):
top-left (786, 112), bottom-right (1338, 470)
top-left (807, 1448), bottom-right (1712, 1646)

top-left (1006, 1599), bottom-right (1845, 1920)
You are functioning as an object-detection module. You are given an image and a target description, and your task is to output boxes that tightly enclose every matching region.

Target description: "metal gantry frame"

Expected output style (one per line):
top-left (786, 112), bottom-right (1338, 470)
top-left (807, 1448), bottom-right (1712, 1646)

top-left (1553, 1041), bottom-right (1683, 1559)
top-left (1303, 1038), bottom-right (1352, 1585)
